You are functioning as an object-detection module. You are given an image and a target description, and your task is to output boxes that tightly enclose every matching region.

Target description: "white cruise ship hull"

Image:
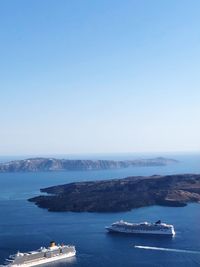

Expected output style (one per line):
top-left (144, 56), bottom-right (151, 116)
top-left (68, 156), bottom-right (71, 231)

top-left (106, 227), bottom-right (175, 236)
top-left (6, 251), bottom-right (76, 267)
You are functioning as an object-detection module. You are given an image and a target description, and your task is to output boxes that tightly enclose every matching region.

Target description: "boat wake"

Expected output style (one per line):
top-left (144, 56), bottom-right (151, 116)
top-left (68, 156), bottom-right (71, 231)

top-left (134, 245), bottom-right (200, 254)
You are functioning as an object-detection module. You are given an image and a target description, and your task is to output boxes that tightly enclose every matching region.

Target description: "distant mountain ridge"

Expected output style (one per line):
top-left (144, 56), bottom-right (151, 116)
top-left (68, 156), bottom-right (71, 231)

top-left (0, 157), bottom-right (178, 172)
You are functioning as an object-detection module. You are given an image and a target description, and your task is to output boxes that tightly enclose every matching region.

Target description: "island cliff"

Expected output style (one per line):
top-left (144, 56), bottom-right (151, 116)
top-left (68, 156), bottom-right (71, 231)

top-left (29, 174), bottom-right (200, 212)
top-left (0, 157), bottom-right (178, 172)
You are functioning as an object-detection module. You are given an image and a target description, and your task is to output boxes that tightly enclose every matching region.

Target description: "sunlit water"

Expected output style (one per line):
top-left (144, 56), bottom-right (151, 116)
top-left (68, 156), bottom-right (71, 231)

top-left (0, 153), bottom-right (200, 266)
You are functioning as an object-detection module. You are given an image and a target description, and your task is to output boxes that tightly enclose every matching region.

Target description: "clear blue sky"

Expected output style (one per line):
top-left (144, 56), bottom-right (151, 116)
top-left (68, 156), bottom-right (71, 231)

top-left (0, 0), bottom-right (200, 155)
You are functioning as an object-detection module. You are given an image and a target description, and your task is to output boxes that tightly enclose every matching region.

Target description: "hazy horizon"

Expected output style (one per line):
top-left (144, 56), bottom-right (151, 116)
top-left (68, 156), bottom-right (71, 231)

top-left (1, 0), bottom-right (200, 155)
top-left (0, 150), bottom-right (199, 160)
top-left (1, 150), bottom-right (200, 158)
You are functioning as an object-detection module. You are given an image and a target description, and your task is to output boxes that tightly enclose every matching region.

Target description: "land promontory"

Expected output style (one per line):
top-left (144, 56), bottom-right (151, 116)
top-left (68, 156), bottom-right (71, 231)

top-left (29, 174), bottom-right (200, 212)
top-left (0, 157), bottom-right (178, 172)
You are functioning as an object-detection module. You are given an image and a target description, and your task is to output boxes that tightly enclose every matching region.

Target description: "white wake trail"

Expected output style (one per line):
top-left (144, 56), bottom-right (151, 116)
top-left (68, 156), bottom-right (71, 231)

top-left (134, 245), bottom-right (200, 254)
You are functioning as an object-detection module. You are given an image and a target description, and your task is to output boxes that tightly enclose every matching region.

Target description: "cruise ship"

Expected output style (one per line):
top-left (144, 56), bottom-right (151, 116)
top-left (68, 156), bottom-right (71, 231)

top-left (3, 241), bottom-right (76, 267)
top-left (106, 220), bottom-right (175, 236)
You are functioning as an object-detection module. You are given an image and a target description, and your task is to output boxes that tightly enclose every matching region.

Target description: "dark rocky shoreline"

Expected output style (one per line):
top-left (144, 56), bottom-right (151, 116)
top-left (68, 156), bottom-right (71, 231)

top-left (29, 174), bottom-right (200, 212)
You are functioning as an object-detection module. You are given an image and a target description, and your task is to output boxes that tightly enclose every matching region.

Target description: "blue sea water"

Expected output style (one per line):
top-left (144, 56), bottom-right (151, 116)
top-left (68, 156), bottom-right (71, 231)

top-left (0, 153), bottom-right (200, 267)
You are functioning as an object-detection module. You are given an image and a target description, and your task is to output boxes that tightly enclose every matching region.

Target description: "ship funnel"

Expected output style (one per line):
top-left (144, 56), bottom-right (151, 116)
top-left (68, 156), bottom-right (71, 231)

top-left (50, 241), bottom-right (56, 247)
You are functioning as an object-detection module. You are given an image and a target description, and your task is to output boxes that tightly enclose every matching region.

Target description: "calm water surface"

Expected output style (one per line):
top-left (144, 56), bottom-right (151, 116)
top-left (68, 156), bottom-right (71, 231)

top-left (0, 153), bottom-right (200, 266)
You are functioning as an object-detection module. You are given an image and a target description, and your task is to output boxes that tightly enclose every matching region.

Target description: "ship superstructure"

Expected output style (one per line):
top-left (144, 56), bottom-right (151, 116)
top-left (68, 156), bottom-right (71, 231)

top-left (3, 241), bottom-right (76, 267)
top-left (106, 220), bottom-right (175, 236)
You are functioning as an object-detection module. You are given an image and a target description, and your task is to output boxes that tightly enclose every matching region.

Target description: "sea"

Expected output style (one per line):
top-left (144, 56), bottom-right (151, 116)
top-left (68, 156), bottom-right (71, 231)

top-left (0, 153), bottom-right (200, 267)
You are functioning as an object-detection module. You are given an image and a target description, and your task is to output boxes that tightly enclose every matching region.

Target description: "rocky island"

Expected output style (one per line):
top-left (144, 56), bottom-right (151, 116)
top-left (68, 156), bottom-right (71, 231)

top-left (29, 174), bottom-right (200, 212)
top-left (0, 157), bottom-right (178, 172)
